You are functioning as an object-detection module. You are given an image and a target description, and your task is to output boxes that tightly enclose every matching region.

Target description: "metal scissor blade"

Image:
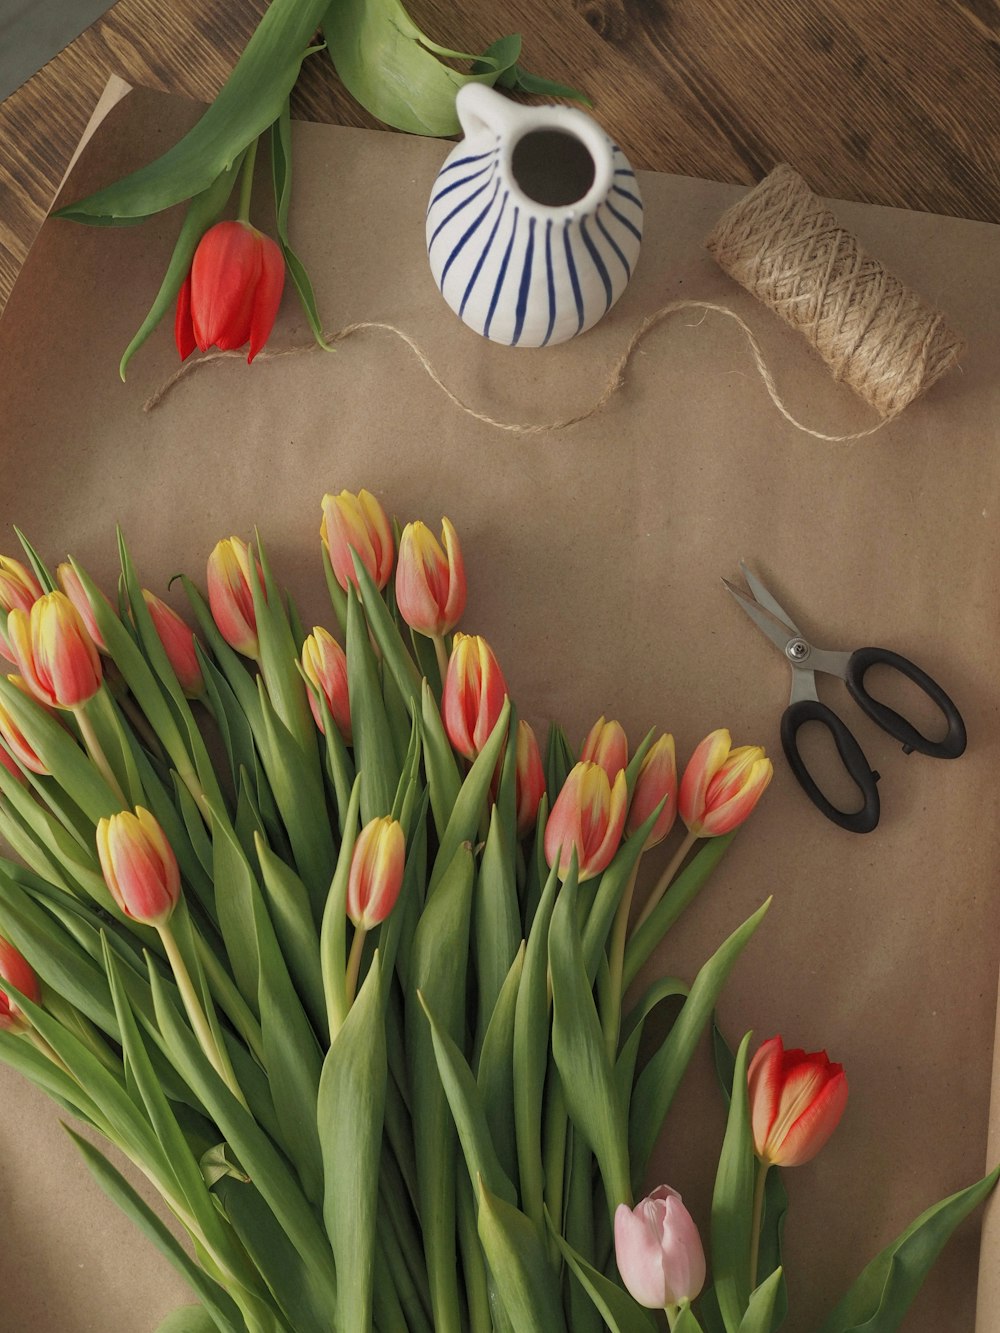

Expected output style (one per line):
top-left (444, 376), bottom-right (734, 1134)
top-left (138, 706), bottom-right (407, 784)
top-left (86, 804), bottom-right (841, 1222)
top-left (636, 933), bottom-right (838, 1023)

top-left (737, 562), bottom-right (801, 634)
top-left (722, 576), bottom-right (799, 655)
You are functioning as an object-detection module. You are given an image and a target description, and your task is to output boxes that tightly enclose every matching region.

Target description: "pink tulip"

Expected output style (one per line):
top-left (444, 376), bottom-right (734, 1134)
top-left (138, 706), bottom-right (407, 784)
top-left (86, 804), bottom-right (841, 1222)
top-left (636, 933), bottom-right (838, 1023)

top-left (442, 633), bottom-right (508, 761)
top-left (748, 1036), bottom-right (848, 1167)
top-left (321, 490), bottom-right (394, 593)
top-left (678, 729), bottom-right (772, 837)
top-left (0, 557), bottom-right (42, 664)
top-left (56, 562), bottom-right (108, 652)
top-left (514, 719), bottom-right (546, 838)
top-left (142, 591), bottom-right (205, 698)
top-left (206, 537), bottom-right (263, 659)
top-left (395, 518), bottom-right (466, 637)
top-left (0, 936), bottom-right (40, 1033)
top-left (544, 760), bottom-right (628, 882)
top-left (614, 1185), bottom-right (706, 1308)
top-left (96, 807), bottom-right (181, 927)
top-left (347, 817), bottom-right (405, 929)
top-left (301, 627), bottom-right (351, 742)
top-left (626, 733), bottom-right (677, 849)
top-left (6, 592), bottom-right (102, 710)
top-left (580, 716), bottom-right (628, 780)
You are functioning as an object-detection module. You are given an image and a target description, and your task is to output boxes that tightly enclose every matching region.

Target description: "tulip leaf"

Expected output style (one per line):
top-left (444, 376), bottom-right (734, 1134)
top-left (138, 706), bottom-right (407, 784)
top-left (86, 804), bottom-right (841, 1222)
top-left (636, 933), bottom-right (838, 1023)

top-left (581, 798), bottom-right (664, 985)
top-left (623, 833), bottom-right (738, 992)
top-left (0, 1025), bottom-right (104, 1125)
top-left (628, 899), bottom-right (771, 1189)
top-left (14, 526), bottom-right (58, 593)
top-left (709, 1032), bottom-right (755, 1333)
top-left (738, 1268), bottom-right (785, 1333)
top-left (119, 154), bottom-right (245, 379)
top-left (155, 1308), bottom-right (220, 1333)
top-left (615, 974), bottom-right (688, 1105)
top-left (253, 833), bottom-right (326, 1038)
top-left (56, 0), bottom-right (329, 221)
top-left (549, 857), bottom-right (631, 1215)
top-left (320, 776), bottom-right (360, 1035)
top-left (420, 677), bottom-right (462, 839)
top-left (250, 532), bottom-right (315, 752)
top-left (271, 104), bottom-right (329, 348)
top-left (475, 942), bottom-right (525, 1189)
top-left (67, 1131), bottom-right (245, 1333)
top-left (475, 1176), bottom-right (568, 1333)
top-left (347, 584), bottom-right (400, 821)
top-left (545, 722), bottom-right (575, 796)
top-left (815, 1163), bottom-right (1000, 1333)
top-left (475, 803), bottom-right (520, 1048)
top-left (546, 1217), bottom-right (658, 1333)
top-left (319, 953), bottom-right (387, 1333)
top-left (350, 553), bottom-right (423, 712)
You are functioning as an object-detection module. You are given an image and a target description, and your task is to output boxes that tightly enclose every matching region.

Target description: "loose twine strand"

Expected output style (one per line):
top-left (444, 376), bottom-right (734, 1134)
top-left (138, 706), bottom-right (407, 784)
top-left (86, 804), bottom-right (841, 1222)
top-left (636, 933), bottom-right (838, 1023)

top-left (145, 164), bottom-right (963, 442)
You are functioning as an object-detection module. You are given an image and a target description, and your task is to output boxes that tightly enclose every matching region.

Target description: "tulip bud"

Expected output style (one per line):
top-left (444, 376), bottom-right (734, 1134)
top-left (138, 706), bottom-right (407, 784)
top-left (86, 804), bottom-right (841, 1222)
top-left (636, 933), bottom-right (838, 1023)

top-left (142, 591), bottom-right (204, 698)
top-left (544, 761), bottom-right (629, 882)
top-left (442, 633), bottom-right (509, 761)
top-left (515, 720), bottom-right (546, 838)
top-left (96, 807), bottom-right (181, 927)
top-left (580, 716), bottom-right (628, 780)
top-left (301, 627), bottom-right (351, 742)
top-left (678, 729), bottom-right (773, 837)
top-left (206, 537), bottom-right (263, 659)
top-left (320, 489), bottom-right (395, 593)
top-left (347, 817), bottom-right (405, 929)
top-left (395, 518), bottom-right (466, 637)
top-left (56, 562), bottom-right (107, 652)
top-left (0, 936), bottom-right (40, 1034)
top-left (748, 1035), bottom-right (848, 1167)
top-left (0, 557), bottom-right (42, 663)
top-left (174, 220), bottom-right (286, 364)
top-left (0, 676), bottom-right (54, 776)
top-left (614, 1185), bottom-right (706, 1308)
top-left (6, 591), bottom-right (102, 710)
top-left (626, 733), bottom-right (677, 849)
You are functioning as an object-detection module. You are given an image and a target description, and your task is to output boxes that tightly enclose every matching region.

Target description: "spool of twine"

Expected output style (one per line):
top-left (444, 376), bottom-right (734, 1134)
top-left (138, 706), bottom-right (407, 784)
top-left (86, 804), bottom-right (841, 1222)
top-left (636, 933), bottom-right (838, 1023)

top-left (705, 163), bottom-right (963, 418)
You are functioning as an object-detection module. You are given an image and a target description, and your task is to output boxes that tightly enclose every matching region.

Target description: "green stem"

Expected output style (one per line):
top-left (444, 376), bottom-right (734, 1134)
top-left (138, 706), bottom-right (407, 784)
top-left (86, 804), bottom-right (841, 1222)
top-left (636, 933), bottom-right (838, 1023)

top-left (431, 633), bottom-right (450, 687)
top-left (602, 860), bottom-right (641, 1059)
top-left (633, 828), bottom-right (698, 932)
top-left (76, 705), bottom-right (127, 805)
top-left (194, 931), bottom-right (265, 1064)
top-left (665, 1304), bottom-right (681, 1331)
top-left (28, 1026), bottom-right (72, 1075)
top-left (159, 921), bottom-right (247, 1108)
top-left (749, 1158), bottom-right (770, 1290)
top-left (345, 925), bottom-right (367, 1011)
top-left (237, 136), bottom-right (259, 222)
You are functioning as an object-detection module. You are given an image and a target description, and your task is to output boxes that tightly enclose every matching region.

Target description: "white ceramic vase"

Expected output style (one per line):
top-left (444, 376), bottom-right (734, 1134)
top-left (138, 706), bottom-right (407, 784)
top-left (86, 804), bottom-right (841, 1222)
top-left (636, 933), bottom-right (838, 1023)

top-left (426, 84), bottom-right (643, 347)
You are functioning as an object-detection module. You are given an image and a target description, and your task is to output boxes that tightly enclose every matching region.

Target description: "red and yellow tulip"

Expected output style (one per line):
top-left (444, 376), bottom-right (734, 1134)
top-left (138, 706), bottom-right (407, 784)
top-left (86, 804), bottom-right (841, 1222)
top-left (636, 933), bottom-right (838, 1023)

top-left (0, 936), bottom-right (40, 1034)
top-left (321, 489), bottom-right (395, 593)
top-left (626, 732), bottom-right (677, 849)
top-left (580, 716), bottom-right (628, 780)
top-left (206, 537), bottom-right (263, 660)
top-left (514, 719), bottom-right (546, 838)
top-left (0, 557), bottom-right (42, 663)
top-left (347, 816), bottom-right (405, 930)
top-left (748, 1035), bottom-right (848, 1167)
top-left (395, 517), bottom-right (466, 637)
top-left (6, 591), bottom-right (102, 710)
top-left (302, 627), bottom-right (351, 742)
top-left (678, 729), bottom-right (772, 837)
top-left (96, 807), bottom-right (181, 928)
top-left (544, 760), bottom-right (628, 882)
top-left (442, 633), bottom-right (508, 761)
top-left (143, 591), bottom-right (205, 698)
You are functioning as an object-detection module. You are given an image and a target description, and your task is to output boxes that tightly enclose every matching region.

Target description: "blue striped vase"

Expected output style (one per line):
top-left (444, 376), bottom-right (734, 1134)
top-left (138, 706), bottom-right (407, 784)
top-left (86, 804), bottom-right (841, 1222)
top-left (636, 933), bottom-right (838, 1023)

top-left (426, 85), bottom-right (643, 347)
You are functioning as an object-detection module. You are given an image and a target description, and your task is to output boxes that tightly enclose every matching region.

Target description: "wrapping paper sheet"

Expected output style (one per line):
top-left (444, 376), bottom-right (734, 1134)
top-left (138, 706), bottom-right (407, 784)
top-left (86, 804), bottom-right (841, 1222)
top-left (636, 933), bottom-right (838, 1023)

top-left (1, 89), bottom-right (999, 1331)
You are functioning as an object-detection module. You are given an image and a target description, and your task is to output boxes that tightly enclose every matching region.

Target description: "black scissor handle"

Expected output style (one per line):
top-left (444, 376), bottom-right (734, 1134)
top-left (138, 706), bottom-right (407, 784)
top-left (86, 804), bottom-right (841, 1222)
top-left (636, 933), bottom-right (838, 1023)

top-left (845, 647), bottom-right (967, 759)
top-left (780, 699), bottom-right (881, 834)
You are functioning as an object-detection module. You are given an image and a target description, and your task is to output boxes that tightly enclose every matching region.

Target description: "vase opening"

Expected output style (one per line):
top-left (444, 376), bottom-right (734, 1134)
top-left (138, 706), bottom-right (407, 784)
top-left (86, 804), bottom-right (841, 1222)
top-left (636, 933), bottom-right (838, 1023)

top-left (510, 130), bottom-right (596, 207)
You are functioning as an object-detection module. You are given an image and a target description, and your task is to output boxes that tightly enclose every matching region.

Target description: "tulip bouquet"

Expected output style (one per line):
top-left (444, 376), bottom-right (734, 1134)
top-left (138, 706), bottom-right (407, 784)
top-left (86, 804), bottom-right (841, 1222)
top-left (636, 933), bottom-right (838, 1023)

top-left (0, 493), bottom-right (995, 1333)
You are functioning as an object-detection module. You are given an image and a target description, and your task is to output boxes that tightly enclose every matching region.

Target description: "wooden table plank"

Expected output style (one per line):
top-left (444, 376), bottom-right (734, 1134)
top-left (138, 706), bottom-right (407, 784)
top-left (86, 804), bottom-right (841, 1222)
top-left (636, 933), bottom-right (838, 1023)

top-left (1, 0), bottom-right (998, 319)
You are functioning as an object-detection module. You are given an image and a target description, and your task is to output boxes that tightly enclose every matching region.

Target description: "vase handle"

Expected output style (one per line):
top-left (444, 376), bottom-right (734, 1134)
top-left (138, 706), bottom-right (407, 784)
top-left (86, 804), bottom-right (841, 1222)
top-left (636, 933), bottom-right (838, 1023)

top-left (456, 83), bottom-right (525, 142)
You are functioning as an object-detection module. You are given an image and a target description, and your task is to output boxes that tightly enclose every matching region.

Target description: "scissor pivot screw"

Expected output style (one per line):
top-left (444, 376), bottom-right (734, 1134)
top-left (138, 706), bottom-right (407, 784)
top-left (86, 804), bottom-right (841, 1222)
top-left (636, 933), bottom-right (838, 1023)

top-left (787, 638), bottom-right (810, 662)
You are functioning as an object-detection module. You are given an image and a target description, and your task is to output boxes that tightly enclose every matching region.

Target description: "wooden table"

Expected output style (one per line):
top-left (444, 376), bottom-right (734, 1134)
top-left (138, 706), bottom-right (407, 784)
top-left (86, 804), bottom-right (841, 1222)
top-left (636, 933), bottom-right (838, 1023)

top-left (0, 0), bottom-right (998, 317)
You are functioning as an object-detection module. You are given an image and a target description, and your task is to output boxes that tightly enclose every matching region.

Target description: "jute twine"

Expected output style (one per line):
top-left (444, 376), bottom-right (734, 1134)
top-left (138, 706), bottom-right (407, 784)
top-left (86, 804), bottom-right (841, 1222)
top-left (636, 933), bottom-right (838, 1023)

top-left (705, 163), bottom-right (964, 419)
top-left (146, 166), bottom-right (963, 440)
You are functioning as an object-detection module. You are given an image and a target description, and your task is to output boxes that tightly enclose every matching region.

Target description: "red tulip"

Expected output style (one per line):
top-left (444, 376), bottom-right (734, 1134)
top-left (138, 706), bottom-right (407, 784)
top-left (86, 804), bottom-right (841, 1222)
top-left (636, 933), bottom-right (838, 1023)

top-left (347, 817), bottom-right (405, 929)
top-left (544, 760), bottom-right (628, 882)
top-left (0, 936), bottom-right (40, 1033)
top-left (626, 733), bottom-right (677, 849)
top-left (206, 537), bottom-right (263, 659)
top-left (442, 633), bottom-right (508, 761)
top-left (748, 1035), bottom-right (848, 1167)
top-left (302, 627), bottom-right (351, 742)
top-left (175, 221), bottom-right (285, 364)
top-left (580, 716), bottom-right (628, 780)
top-left (395, 518), bottom-right (466, 637)
top-left (320, 490), bottom-right (395, 593)
top-left (6, 591), bottom-right (102, 710)
top-left (514, 719), bottom-right (546, 838)
top-left (0, 557), bottom-right (42, 663)
top-left (678, 729), bottom-right (772, 837)
top-left (614, 1185), bottom-right (706, 1308)
top-left (142, 591), bottom-right (205, 698)
top-left (96, 807), bottom-right (181, 927)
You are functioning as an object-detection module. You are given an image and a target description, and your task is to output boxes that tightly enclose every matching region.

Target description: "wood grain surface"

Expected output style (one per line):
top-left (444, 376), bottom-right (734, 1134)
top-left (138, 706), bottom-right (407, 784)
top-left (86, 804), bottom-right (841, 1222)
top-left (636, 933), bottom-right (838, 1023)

top-left (0, 0), bottom-right (998, 315)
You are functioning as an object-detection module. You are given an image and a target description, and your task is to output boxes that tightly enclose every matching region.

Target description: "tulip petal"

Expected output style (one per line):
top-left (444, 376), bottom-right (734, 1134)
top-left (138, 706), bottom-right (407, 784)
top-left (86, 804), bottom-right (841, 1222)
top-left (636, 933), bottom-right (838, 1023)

top-left (771, 1065), bottom-right (848, 1167)
top-left (174, 273), bottom-right (196, 360)
top-left (614, 1203), bottom-right (669, 1308)
top-left (678, 728), bottom-right (732, 827)
top-left (248, 233), bottom-right (286, 362)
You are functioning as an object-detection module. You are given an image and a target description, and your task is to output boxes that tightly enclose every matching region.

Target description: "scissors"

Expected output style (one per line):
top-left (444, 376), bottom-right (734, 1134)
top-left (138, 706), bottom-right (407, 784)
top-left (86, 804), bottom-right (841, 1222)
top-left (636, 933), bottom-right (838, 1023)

top-left (723, 562), bottom-right (967, 833)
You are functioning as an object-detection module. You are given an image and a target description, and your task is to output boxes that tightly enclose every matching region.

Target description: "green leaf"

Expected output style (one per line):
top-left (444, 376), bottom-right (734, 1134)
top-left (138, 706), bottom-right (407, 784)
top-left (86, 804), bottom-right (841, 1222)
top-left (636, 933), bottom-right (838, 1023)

top-left (271, 103), bottom-right (329, 347)
top-left (475, 803), bottom-right (520, 1048)
top-left (475, 1177), bottom-right (568, 1333)
top-left (738, 1269), bottom-right (784, 1333)
top-left (253, 832), bottom-right (326, 1038)
top-left (816, 1163), bottom-right (1000, 1333)
top-left (319, 954), bottom-right (387, 1333)
top-left (351, 553), bottom-right (422, 711)
top-left (544, 722), bottom-right (574, 796)
top-left (710, 1033), bottom-right (755, 1332)
top-left (581, 798), bottom-right (664, 984)
top-left (56, 0), bottom-right (329, 221)
top-left (628, 899), bottom-right (771, 1186)
top-left (155, 1309), bottom-right (220, 1333)
top-left (476, 943), bottom-right (525, 1190)
top-left (211, 813), bottom-right (263, 1018)
top-left (119, 155), bottom-right (244, 378)
top-left (547, 1220), bottom-right (657, 1333)
top-left (420, 678), bottom-right (462, 839)
top-left (347, 584), bottom-right (400, 820)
